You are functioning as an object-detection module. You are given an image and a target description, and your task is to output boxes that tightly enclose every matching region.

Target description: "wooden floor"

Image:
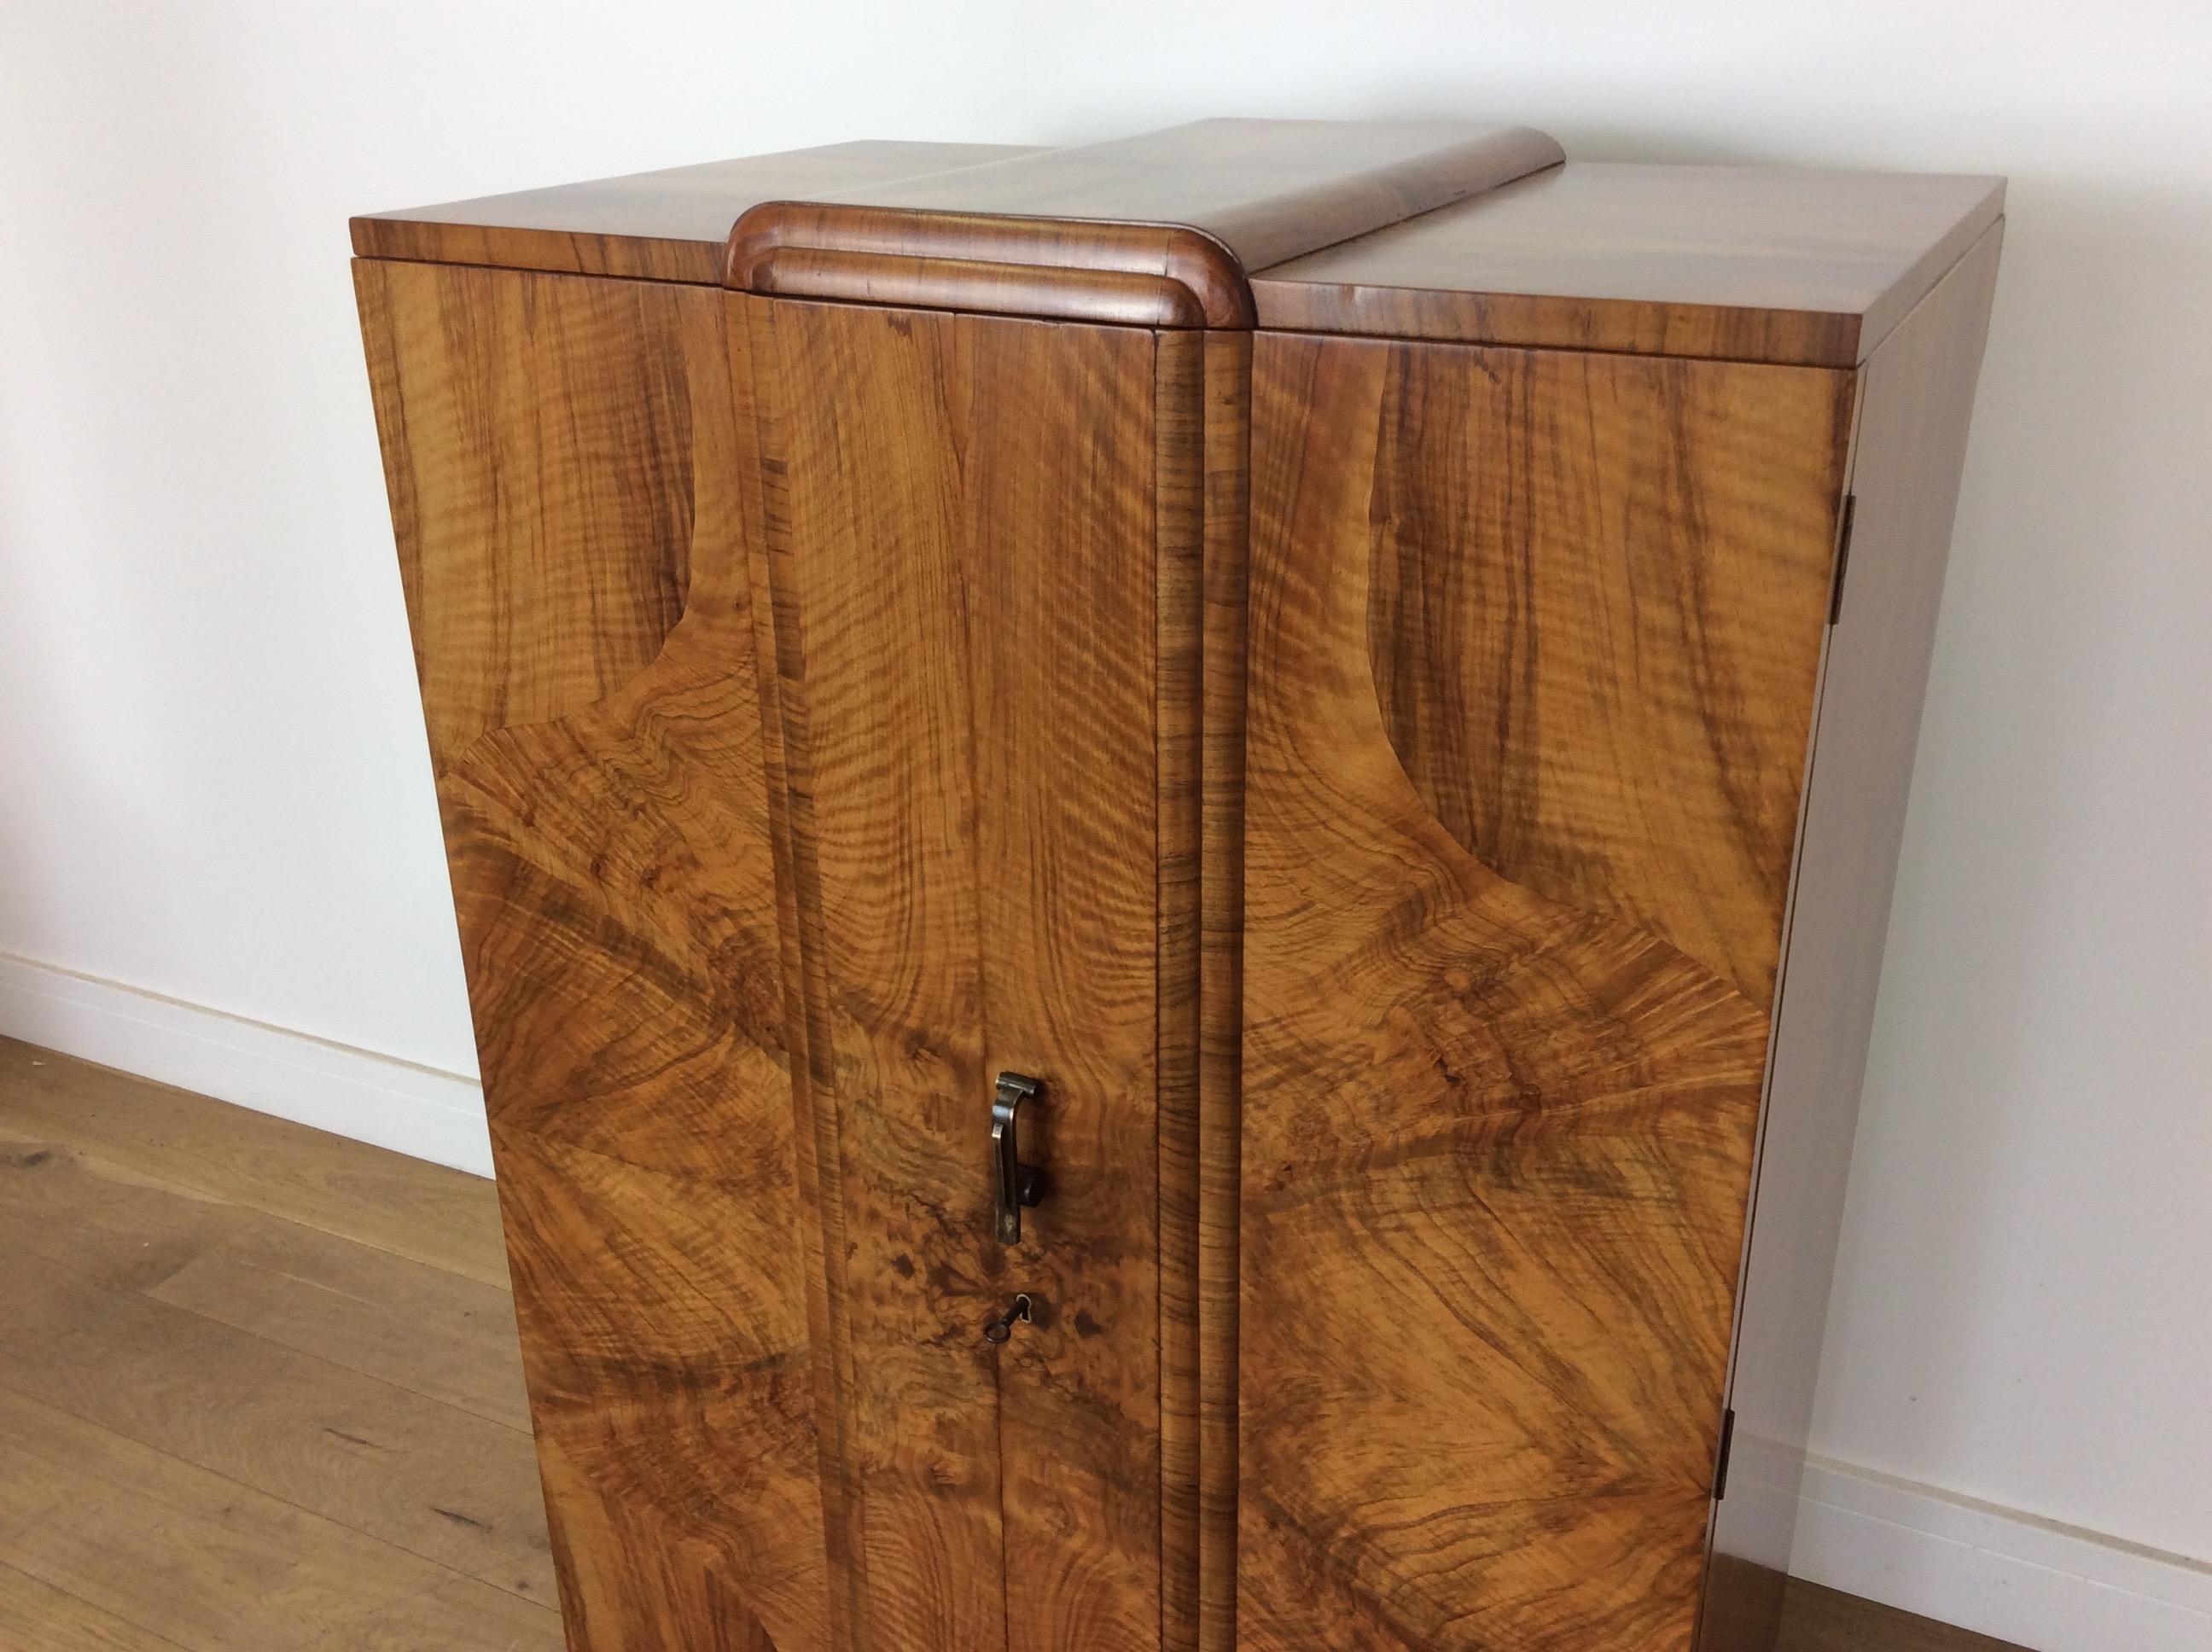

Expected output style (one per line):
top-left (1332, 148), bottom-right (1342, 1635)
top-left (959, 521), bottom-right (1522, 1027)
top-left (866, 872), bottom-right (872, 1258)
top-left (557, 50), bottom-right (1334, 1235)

top-left (0, 1035), bottom-right (2028, 1652)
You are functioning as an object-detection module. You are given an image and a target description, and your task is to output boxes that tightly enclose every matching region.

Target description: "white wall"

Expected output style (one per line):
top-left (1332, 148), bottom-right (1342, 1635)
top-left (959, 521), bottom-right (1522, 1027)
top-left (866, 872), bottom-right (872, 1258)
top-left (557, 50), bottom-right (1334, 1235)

top-left (3, 4), bottom-right (2206, 1646)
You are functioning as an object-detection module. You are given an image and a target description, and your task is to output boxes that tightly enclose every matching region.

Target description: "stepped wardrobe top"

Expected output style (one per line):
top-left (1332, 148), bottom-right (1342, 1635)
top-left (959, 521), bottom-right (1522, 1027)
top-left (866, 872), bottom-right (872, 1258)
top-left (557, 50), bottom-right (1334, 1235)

top-left (352, 116), bottom-right (2003, 367)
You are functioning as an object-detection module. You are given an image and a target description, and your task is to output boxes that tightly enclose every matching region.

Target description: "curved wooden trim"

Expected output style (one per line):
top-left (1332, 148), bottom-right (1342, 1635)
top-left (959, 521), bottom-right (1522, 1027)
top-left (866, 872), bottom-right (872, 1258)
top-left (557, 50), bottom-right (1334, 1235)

top-left (723, 121), bottom-right (1566, 329)
top-left (730, 204), bottom-right (1252, 325)
top-left (748, 244), bottom-right (1213, 329)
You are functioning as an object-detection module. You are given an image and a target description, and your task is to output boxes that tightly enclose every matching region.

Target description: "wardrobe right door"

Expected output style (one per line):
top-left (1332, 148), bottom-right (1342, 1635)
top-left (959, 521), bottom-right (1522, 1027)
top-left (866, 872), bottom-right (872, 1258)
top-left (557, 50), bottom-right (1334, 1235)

top-left (1237, 331), bottom-right (1854, 1652)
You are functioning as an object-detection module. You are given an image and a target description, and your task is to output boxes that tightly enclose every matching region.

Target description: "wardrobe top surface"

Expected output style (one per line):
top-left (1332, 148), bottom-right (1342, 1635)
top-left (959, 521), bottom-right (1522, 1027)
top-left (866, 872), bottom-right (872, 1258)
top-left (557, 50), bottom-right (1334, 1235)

top-left (1253, 161), bottom-right (2005, 366)
top-left (351, 140), bottom-right (1045, 283)
top-left (743, 118), bottom-right (1566, 277)
top-left (353, 121), bottom-right (2003, 367)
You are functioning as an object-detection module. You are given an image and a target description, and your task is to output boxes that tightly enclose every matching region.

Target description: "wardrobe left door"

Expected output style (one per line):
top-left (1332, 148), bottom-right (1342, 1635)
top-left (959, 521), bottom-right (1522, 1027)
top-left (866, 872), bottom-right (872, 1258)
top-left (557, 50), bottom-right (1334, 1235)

top-left (355, 260), bottom-right (834, 1652)
top-left (739, 295), bottom-right (1218, 1652)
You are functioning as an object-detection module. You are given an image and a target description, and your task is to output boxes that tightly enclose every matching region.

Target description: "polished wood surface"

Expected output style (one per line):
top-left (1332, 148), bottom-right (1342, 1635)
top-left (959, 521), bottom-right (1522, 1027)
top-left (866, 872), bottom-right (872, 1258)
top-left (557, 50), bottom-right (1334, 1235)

top-left (1191, 332), bottom-right (1253, 1652)
top-left (1251, 162), bottom-right (2004, 365)
top-left (1236, 330), bottom-right (1850, 1651)
top-left (352, 119), bottom-right (2004, 1652)
top-left (795, 120), bottom-right (1563, 270)
top-left (735, 216), bottom-right (1250, 327)
top-left (352, 141), bottom-right (1036, 283)
top-left (0, 1038), bottom-right (562, 1651)
top-left (1780, 1580), bottom-right (2027, 1652)
top-left (747, 296), bottom-right (1193, 1651)
top-left (1703, 224), bottom-right (2005, 1649)
top-left (355, 124), bottom-right (2000, 367)
top-left (0, 1040), bottom-right (2027, 1652)
top-left (355, 261), bottom-right (708, 773)
top-left (1363, 348), bottom-right (1853, 1002)
top-left (359, 262), bottom-right (828, 1649)
top-left (746, 244), bottom-right (1214, 327)
top-left (1153, 328), bottom-right (1209, 1651)
top-left (728, 119), bottom-right (1562, 328)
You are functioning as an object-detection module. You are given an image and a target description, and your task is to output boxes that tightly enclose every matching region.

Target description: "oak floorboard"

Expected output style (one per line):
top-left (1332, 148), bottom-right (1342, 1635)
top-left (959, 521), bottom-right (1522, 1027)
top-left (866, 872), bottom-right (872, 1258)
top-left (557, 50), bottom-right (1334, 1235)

top-left (1778, 1579), bottom-right (2028, 1651)
top-left (0, 1123), bottom-right (533, 1431)
top-left (0, 1043), bottom-right (2027, 1652)
top-left (0, 1386), bottom-right (562, 1652)
top-left (0, 1562), bottom-right (192, 1652)
top-left (145, 1219), bottom-right (533, 1433)
top-left (0, 1036), bottom-right (509, 1287)
top-left (0, 1249), bottom-right (556, 1605)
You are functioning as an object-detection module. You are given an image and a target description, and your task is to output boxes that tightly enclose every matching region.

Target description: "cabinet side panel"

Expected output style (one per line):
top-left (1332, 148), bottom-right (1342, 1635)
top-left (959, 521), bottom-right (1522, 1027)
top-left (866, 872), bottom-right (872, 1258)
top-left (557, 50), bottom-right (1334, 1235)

top-left (353, 261), bottom-right (695, 776)
top-left (1700, 223), bottom-right (2004, 1652)
top-left (1240, 333), bottom-right (1848, 1652)
top-left (750, 300), bottom-right (1170, 1652)
top-left (356, 265), bottom-right (833, 1650)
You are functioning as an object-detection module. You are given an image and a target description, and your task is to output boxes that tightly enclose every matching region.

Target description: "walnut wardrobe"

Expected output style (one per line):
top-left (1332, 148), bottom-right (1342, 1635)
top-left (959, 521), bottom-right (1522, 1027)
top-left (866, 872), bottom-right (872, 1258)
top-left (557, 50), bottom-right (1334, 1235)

top-left (352, 118), bottom-right (2004, 1652)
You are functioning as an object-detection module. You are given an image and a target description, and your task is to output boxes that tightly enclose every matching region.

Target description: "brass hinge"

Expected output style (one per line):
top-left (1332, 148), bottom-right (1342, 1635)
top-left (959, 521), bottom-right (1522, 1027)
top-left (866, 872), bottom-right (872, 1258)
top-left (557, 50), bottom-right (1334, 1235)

top-left (1829, 494), bottom-right (1858, 626)
top-left (1713, 1408), bottom-right (1738, 1501)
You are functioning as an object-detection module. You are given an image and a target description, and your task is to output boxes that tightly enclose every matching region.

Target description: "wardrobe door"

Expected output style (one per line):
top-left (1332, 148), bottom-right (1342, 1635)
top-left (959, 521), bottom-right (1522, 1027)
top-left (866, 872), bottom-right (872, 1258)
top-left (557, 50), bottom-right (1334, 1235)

top-left (355, 260), bottom-right (830, 1652)
top-left (1237, 332), bottom-right (1854, 1651)
top-left (742, 296), bottom-right (1204, 1652)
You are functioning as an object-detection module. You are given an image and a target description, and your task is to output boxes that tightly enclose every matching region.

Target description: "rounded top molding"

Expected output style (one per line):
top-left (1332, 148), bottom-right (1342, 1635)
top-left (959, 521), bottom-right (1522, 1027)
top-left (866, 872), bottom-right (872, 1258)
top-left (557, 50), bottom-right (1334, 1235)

top-left (721, 118), bottom-right (1565, 329)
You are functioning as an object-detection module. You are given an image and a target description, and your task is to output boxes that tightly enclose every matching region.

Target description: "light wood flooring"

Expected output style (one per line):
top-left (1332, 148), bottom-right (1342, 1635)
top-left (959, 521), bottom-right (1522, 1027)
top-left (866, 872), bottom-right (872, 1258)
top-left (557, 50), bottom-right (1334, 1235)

top-left (0, 1035), bottom-right (2028, 1651)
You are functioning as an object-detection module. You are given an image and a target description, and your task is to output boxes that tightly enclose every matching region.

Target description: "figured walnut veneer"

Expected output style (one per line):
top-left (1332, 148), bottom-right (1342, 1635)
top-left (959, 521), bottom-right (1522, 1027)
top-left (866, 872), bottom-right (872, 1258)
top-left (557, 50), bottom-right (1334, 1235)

top-left (1236, 333), bottom-right (1848, 1651)
top-left (353, 116), bottom-right (2001, 1652)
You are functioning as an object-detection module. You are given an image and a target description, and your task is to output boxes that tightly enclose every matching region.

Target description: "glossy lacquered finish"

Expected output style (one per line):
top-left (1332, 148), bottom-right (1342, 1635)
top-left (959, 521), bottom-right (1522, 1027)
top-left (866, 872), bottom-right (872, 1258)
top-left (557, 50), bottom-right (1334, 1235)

top-left (353, 116), bottom-right (2003, 1652)
top-left (1252, 162), bottom-right (2004, 364)
top-left (352, 141), bottom-right (1041, 283)
top-left (727, 119), bottom-right (1564, 327)
top-left (1237, 331), bottom-right (1851, 1650)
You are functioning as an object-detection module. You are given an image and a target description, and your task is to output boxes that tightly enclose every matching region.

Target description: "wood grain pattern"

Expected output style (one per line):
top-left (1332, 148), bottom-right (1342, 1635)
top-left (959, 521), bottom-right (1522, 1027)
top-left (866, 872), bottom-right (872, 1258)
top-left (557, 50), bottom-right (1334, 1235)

top-left (0, 1562), bottom-right (193, 1652)
top-left (1153, 329), bottom-right (1254, 1652)
top-left (731, 205), bottom-right (1259, 329)
top-left (727, 119), bottom-right (1563, 329)
top-left (355, 261), bottom-right (701, 774)
top-left (1361, 345), bottom-right (1854, 1002)
top-left (0, 1044), bottom-right (2028, 1652)
top-left (0, 1127), bottom-right (530, 1429)
top-left (1778, 1579), bottom-right (2029, 1652)
top-left (0, 1259), bottom-right (556, 1603)
top-left (781, 119), bottom-right (1564, 274)
top-left (1236, 330), bottom-right (1848, 1651)
top-left (352, 140), bottom-right (1039, 283)
top-left (0, 1386), bottom-right (563, 1652)
top-left (745, 238), bottom-right (1220, 328)
top-left (362, 264), bottom-right (831, 1649)
top-left (1155, 327), bottom-right (1209, 1652)
top-left (747, 295), bottom-right (1190, 1652)
top-left (1251, 163), bottom-right (2004, 366)
top-left (1193, 331), bottom-right (1252, 1652)
top-left (0, 1035), bottom-right (510, 1287)
top-left (736, 295), bottom-right (870, 1652)
top-left (1703, 223), bottom-right (2004, 1652)
top-left (351, 129), bottom-right (2006, 1652)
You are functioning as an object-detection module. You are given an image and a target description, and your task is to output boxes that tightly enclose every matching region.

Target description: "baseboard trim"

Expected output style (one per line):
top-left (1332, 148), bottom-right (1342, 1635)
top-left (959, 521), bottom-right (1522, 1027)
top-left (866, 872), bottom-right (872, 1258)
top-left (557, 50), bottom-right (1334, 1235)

top-left (0, 951), bottom-right (492, 1177)
top-left (1790, 1448), bottom-right (2212, 1652)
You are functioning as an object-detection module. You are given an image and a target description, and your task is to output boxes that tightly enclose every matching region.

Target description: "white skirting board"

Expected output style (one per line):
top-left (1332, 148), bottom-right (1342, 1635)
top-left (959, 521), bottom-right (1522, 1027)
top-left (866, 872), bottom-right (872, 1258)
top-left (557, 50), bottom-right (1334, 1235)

top-left (1789, 1447), bottom-right (2212, 1652)
top-left (0, 950), bottom-right (492, 1177)
top-left (6, 951), bottom-right (2209, 1650)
